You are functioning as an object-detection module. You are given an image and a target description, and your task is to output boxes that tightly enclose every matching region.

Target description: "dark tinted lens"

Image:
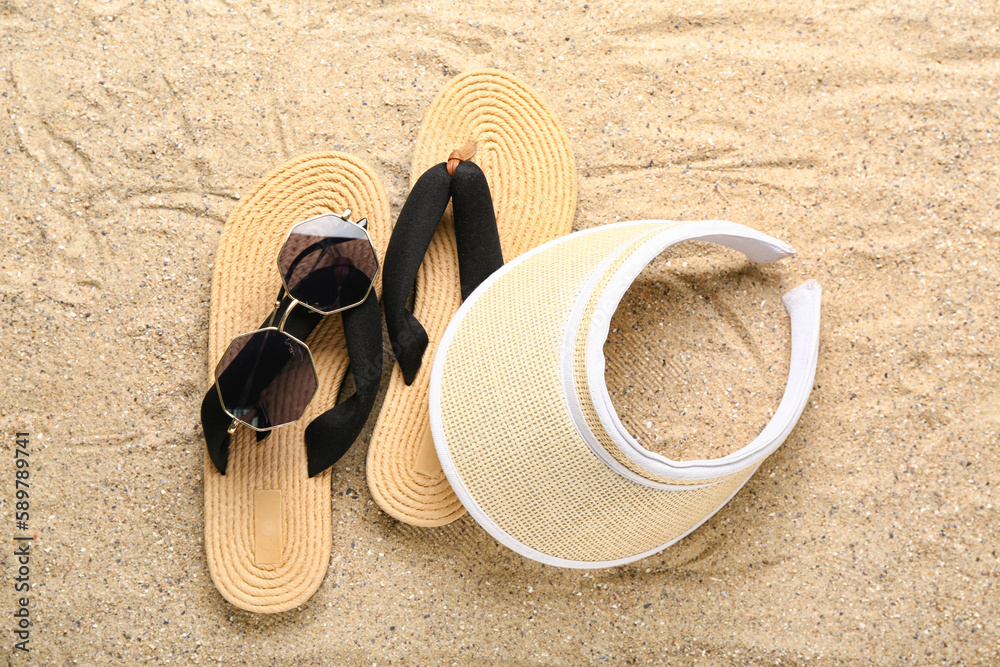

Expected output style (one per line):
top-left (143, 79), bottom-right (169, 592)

top-left (214, 329), bottom-right (318, 429)
top-left (277, 214), bottom-right (378, 313)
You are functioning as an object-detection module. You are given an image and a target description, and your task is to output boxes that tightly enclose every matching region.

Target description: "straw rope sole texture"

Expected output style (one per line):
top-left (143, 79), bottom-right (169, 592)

top-left (366, 69), bottom-right (577, 526)
top-left (205, 152), bottom-right (390, 613)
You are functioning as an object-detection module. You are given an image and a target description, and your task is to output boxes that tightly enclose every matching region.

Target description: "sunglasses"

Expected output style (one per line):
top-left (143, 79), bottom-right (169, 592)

top-left (213, 210), bottom-right (379, 434)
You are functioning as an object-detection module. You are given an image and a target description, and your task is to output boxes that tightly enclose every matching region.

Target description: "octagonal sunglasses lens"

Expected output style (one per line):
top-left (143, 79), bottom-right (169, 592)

top-left (277, 214), bottom-right (378, 313)
top-left (214, 329), bottom-right (318, 430)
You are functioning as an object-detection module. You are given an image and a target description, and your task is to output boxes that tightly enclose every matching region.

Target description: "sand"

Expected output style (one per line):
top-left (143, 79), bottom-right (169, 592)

top-left (1, 0), bottom-right (997, 664)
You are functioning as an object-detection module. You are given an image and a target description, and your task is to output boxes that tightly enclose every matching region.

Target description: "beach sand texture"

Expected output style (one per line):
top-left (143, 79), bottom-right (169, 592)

top-left (1, 0), bottom-right (997, 664)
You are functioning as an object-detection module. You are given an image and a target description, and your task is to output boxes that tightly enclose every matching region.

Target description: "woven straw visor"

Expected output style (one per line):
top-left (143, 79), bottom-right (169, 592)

top-left (429, 220), bottom-right (821, 567)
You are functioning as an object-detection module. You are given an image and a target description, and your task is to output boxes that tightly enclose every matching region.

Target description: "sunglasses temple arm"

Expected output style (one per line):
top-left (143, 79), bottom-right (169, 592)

top-left (265, 286), bottom-right (288, 328)
top-left (281, 238), bottom-right (343, 285)
top-left (234, 293), bottom-right (291, 419)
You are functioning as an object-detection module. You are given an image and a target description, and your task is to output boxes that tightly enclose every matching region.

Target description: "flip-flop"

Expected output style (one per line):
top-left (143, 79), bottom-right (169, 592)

top-left (367, 69), bottom-right (577, 527)
top-left (202, 152), bottom-right (389, 613)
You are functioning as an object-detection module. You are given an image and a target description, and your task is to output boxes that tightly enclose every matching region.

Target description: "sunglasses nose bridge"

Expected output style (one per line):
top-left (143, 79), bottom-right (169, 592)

top-left (276, 298), bottom-right (301, 333)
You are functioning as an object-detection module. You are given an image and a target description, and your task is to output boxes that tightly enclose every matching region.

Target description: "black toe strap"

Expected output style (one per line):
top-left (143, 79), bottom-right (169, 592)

top-left (202, 289), bottom-right (383, 477)
top-left (383, 160), bottom-right (503, 385)
top-left (381, 165), bottom-right (451, 384)
top-left (303, 289), bottom-right (382, 477)
top-left (201, 385), bottom-right (234, 475)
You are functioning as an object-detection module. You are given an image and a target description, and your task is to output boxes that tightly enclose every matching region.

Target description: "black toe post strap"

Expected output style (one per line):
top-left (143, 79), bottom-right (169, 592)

top-left (302, 288), bottom-right (382, 477)
top-left (201, 283), bottom-right (384, 478)
top-left (383, 145), bottom-right (504, 385)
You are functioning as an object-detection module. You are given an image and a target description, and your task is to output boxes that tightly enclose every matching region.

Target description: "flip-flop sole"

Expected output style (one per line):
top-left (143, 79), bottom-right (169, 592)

top-left (205, 152), bottom-right (389, 612)
top-left (367, 69), bottom-right (577, 527)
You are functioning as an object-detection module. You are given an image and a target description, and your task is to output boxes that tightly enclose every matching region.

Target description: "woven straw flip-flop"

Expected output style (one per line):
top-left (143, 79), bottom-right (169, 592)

top-left (367, 69), bottom-right (577, 527)
top-left (204, 152), bottom-right (389, 613)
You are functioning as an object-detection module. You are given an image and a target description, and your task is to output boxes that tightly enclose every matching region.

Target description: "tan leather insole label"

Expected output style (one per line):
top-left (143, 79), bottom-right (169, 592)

top-left (413, 421), bottom-right (444, 479)
top-left (254, 490), bottom-right (283, 565)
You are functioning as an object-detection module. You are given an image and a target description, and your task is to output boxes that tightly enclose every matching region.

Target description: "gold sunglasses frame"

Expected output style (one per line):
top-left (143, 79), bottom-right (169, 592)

top-left (213, 210), bottom-right (379, 434)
